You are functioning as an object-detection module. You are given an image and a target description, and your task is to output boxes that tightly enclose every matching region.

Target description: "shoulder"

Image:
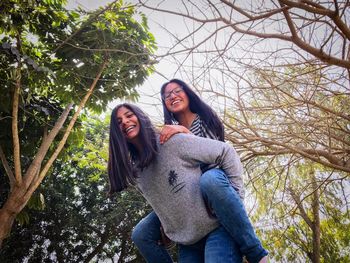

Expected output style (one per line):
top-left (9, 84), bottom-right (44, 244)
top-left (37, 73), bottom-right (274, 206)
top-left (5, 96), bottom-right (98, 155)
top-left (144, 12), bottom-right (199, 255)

top-left (166, 133), bottom-right (225, 148)
top-left (164, 133), bottom-right (196, 145)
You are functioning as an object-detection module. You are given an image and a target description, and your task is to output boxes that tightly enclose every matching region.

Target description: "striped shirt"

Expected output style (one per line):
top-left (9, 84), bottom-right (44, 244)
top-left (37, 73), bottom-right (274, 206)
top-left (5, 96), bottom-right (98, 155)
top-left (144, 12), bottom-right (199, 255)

top-left (172, 114), bottom-right (218, 140)
top-left (188, 115), bottom-right (220, 172)
top-left (189, 114), bottom-right (218, 140)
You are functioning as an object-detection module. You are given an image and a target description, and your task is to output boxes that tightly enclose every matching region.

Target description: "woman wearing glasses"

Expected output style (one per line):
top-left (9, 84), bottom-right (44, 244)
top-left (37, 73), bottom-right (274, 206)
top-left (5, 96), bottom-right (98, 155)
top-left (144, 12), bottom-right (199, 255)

top-left (131, 79), bottom-right (268, 262)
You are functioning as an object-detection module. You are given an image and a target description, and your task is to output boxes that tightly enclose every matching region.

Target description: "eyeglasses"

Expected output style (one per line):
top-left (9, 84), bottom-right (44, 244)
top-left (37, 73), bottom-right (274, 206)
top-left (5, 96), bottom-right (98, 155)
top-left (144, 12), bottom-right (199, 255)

top-left (162, 87), bottom-right (184, 101)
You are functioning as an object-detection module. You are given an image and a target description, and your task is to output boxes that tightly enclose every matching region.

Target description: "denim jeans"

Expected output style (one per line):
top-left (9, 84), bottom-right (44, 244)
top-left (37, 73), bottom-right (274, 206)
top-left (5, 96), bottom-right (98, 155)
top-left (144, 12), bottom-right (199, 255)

top-left (200, 169), bottom-right (268, 263)
top-left (131, 211), bottom-right (173, 263)
top-left (132, 168), bottom-right (268, 263)
top-left (178, 226), bottom-right (242, 263)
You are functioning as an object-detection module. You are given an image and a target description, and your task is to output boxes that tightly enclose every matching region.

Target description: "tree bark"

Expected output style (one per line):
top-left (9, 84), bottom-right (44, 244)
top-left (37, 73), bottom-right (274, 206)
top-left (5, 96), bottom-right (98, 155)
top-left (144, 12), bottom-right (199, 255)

top-left (0, 185), bottom-right (27, 247)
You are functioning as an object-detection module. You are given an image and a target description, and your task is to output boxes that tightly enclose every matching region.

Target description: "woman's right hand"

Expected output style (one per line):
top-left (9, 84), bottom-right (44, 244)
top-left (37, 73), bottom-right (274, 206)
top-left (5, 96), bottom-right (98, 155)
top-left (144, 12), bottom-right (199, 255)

top-left (160, 125), bottom-right (191, 144)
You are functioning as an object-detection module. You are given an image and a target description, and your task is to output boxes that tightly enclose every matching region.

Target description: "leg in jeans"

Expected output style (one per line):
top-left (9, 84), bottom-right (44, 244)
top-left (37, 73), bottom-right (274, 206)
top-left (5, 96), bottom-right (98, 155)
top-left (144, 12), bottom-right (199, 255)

top-left (178, 239), bottom-right (205, 263)
top-left (200, 169), bottom-right (268, 263)
top-left (131, 211), bottom-right (173, 263)
top-left (205, 226), bottom-right (242, 263)
top-left (179, 226), bottom-right (242, 263)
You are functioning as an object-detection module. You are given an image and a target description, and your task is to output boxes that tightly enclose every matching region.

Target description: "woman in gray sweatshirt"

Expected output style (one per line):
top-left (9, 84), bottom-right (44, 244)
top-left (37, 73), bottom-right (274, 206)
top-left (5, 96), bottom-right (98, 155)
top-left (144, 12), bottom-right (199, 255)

top-left (108, 103), bottom-right (268, 263)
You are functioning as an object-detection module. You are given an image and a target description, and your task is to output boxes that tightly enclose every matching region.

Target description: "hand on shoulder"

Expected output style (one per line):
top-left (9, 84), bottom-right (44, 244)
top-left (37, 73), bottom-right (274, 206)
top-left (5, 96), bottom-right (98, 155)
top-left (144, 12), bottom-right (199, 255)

top-left (159, 125), bottom-right (191, 144)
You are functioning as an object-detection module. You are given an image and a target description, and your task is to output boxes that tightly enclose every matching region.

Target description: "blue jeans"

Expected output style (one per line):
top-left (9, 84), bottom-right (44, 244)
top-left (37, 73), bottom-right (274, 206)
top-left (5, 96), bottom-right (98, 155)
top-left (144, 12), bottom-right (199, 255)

top-left (132, 168), bottom-right (268, 263)
top-left (132, 215), bottom-right (241, 263)
top-left (200, 169), bottom-right (268, 263)
top-left (131, 211), bottom-right (173, 263)
top-left (178, 226), bottom-right (242, 263)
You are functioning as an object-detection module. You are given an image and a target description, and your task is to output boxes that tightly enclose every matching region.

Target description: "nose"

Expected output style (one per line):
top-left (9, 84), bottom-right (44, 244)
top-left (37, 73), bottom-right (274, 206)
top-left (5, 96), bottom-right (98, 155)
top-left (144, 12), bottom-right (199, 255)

top-left (120, 117), bottom-right (129, 127)
top-left (169, 91), bottom-right (177, 99)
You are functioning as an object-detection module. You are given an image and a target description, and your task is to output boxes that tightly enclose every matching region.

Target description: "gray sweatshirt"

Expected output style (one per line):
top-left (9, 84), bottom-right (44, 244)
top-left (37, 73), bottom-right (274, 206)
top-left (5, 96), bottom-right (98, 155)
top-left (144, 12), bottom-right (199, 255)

top-left (136, 133), bottom-right (244, 245)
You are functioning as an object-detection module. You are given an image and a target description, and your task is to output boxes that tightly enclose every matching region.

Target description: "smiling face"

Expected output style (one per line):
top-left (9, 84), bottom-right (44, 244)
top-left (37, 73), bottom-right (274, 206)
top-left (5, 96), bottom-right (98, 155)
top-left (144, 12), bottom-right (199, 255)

top-left (163, 82), bottom-right (190, 115)
top-left (116, 106), bottom-right (141, 144)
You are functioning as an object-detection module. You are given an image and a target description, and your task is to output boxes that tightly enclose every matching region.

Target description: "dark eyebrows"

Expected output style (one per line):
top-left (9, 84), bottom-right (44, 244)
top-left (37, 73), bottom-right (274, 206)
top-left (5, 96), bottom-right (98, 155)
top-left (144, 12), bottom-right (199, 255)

top-left (117, 109), bottom-right (131, 121)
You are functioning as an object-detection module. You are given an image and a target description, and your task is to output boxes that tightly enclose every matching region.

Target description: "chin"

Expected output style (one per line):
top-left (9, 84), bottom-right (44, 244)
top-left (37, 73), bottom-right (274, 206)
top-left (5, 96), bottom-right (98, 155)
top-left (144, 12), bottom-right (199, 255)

top-left (171, 104), bottom-right (183, 110)
top-left (172, 108), bottom-right (185, 114)
top-left (128, 134), bottom-right (137, 140)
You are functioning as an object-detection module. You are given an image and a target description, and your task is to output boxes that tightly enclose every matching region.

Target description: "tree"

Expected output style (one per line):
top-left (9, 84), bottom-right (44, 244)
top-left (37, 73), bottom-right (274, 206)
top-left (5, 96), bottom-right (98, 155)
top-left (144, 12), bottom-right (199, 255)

top-left (220, 65), bottom-right (350, 262)
top-left (135, 1), bottom-right (350, 261)
top-left (0, 115), bottom-right (150, 262)
top-left (0, 0), bottom-right (156, 245)
top-left (137, 0), bottom-right (350, 173)
top-left (247, 157), bottom-right (350, 262)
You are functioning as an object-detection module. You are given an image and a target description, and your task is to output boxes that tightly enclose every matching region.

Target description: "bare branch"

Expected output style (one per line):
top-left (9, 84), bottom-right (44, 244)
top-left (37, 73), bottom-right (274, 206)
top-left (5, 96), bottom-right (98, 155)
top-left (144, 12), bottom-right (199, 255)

top-left (289, 188), bottom-right (313, 229)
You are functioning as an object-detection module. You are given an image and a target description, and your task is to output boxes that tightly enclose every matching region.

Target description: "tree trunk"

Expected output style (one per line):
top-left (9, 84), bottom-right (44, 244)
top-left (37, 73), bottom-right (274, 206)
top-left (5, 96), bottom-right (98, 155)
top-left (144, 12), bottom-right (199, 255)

top-left (0, 208), bottom-right (16, 248)
top-left (0, 185), bottom-right (28, 246)
top-left (117, 234), bottom-right (127, 263)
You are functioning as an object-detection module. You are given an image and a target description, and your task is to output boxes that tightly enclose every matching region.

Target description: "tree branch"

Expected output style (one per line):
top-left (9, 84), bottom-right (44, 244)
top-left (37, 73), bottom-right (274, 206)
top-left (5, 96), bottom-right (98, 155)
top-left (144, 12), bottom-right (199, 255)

top-left (289, 188), bottom-right (313, 229)
top-left (0, 145), bottom-right (15, 189)
top-left (12, 37), bottom-right (22, 185)
top-left (24, 59), bottom-right (108, 200)
top-left (23, 103), bottom-right (73, 189)
top-left (53, 2), bottom-right (116, 54)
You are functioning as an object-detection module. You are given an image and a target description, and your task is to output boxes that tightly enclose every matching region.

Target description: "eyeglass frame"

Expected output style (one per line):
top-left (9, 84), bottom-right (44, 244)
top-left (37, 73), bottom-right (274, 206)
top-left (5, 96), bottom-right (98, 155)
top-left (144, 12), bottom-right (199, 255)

top-left (162, 86), bottom-right (184, 101)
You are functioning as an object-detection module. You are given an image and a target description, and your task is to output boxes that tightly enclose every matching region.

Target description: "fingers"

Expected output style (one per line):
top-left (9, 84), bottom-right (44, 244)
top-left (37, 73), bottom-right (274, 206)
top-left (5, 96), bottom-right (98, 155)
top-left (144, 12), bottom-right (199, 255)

top-left (160, 135), bottom-right (169, 144)
top-left (160, 126), bottom-right (171, 144)
top-left (160, 125), bottom-right (181, 144)
top-left (159, 131), bottom-right (166, 144)
top-left (159, 127), bottom-right (166, 144)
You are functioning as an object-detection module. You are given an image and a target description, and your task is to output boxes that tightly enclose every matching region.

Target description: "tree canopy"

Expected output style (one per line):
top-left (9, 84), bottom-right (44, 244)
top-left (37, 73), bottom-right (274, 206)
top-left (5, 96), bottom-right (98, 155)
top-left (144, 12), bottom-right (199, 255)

top-left (0, 116), bottom-right (150, 262)
top-left (0, 0), bottom-right (156, 246)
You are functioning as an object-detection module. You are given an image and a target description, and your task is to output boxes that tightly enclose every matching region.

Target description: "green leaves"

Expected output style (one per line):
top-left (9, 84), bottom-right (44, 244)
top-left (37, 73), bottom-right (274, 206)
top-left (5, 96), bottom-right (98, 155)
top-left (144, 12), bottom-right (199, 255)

top-left (27, 192), bottom-right (46, 211)
top-left (245, 156), bottom-right (350, 262)
top-left (1, 113), bottom-right (149, 262)
top-left (16, 193), bottom-right (46, 226)
top-left (0, 0), bottom-right (157, 154)
top-left (0, 0), bottom-right (158, 260)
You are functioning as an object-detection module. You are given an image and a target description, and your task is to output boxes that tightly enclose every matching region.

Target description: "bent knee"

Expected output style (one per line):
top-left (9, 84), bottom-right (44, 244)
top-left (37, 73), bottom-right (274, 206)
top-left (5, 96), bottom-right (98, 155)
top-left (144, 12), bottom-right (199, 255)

top-left (200, 169), bottom-right (225, 190)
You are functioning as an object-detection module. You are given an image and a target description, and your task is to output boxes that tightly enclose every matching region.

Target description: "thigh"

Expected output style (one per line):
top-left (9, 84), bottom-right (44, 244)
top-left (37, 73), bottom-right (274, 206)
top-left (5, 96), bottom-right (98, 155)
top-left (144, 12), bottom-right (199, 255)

top-left (204, 226), bottom-right (242, 263)
top-left (133, 211), bottom-right (161, 240)
top-left (178, 239), bottom-right (206, 263)
top-left (132, 212), bottom-right (174, 263)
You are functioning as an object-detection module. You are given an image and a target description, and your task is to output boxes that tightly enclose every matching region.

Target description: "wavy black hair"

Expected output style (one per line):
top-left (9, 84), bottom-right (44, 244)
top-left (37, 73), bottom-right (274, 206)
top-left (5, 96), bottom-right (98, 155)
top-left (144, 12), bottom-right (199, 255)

top-left (161, 79), bottom-right (225, 141)
top-left (108, 103), bottom-right (158, 193)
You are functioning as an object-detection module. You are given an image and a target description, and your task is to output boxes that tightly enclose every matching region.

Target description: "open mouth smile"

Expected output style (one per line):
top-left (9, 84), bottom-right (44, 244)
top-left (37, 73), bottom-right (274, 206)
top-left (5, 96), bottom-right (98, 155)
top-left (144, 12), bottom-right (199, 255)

top-left (124, 125), bottom-right (136, 134)
top-left (171, 99), bottom-right (181, 105)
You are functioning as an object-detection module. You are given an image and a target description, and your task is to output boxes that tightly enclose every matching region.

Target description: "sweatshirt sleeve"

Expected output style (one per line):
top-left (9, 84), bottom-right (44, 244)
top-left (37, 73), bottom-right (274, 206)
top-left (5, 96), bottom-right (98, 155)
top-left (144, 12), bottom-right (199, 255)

top-left (168, 134), bottom-right (245, 200)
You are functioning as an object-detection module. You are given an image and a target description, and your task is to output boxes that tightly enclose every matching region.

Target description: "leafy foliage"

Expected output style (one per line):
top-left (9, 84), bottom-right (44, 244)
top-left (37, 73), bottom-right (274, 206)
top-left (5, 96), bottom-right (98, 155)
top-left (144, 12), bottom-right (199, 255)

top-left (0, 0), bottom-right (156, 155)
top-left (246, 157), bottom-right (350, 262)
top-left (0, 0), bottom-right (156, 250)
top-left (0, 115), bottom-right (150, 262)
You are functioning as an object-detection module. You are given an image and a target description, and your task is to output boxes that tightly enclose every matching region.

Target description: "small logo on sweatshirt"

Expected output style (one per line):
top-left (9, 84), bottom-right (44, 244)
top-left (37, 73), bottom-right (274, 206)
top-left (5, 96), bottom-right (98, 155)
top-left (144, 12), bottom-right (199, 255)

top-left (168, 170), bottom-right (185, 193)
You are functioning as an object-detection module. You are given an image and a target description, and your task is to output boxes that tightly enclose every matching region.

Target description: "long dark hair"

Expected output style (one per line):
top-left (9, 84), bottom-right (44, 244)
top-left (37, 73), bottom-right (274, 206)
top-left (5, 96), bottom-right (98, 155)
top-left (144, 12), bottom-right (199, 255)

top-left (108, 103), bottom-right (158, 193)
top-left (161, 79), bottom-right (225, 141)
